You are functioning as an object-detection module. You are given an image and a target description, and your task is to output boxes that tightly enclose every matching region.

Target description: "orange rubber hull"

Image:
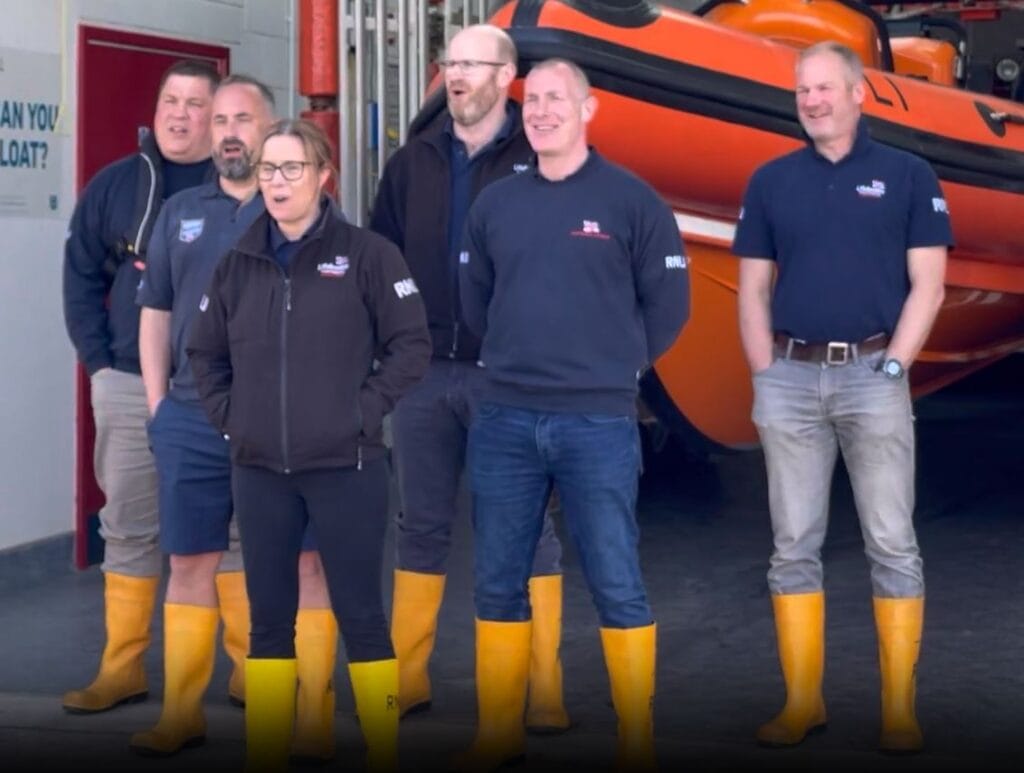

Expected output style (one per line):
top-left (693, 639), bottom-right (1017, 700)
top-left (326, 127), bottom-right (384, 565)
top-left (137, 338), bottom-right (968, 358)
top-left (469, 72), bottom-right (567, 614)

top-left (486, 0), bottom-right (1024, 449)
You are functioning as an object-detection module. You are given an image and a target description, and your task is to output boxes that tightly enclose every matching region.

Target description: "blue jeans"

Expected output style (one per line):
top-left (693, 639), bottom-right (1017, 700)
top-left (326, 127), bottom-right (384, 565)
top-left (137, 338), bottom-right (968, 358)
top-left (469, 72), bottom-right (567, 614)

top-left (468, 402), bottom-right (652, 628)
top-left (752, 350), bottom-right (923, 598)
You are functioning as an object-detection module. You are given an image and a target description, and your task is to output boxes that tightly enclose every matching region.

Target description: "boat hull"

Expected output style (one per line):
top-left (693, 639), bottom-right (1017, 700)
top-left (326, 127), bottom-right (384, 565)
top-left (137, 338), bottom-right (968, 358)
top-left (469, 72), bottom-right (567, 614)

top-left (486, 0), bottom-right (1024, 449)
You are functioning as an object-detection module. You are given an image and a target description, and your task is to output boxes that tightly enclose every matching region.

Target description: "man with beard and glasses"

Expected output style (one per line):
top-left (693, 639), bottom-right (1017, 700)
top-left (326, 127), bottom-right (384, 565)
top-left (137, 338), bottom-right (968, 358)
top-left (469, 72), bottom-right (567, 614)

top-left (370, 24), bottom-right (570, 732)
top-left (132, 75), bottom-right (338, 762)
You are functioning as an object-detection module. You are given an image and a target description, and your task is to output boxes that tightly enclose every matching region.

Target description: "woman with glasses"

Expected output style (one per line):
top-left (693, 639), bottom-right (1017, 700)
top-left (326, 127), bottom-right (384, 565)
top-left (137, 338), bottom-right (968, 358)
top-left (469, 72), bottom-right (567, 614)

top-left (187, 118), bottom-right (430, 772)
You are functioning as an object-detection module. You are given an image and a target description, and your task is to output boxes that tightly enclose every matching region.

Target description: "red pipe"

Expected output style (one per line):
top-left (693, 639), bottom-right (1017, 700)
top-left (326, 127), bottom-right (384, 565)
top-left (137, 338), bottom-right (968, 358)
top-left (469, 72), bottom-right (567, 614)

top-left (299, 0), bottom-right (339, 99)
top-left (299, 0), bottom-right (340, 196)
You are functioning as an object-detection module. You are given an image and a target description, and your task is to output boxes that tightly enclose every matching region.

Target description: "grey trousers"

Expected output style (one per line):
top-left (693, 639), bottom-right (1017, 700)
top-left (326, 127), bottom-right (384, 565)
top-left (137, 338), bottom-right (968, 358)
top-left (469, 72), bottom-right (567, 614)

top-left (391, 359), bottom-right (563, 576)
top-left (90, 369), bottom-right (161, 576)
top-left (751, 351), bottom-right (924, 598)
top-left (90, 369), bottom-right (242, 576)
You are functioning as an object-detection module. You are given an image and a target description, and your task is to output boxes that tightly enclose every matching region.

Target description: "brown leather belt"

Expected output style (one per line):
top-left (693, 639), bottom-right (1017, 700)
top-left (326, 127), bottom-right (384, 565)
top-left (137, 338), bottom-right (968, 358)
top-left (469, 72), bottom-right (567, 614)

top-left (774, 333), bottom-right (889, 366)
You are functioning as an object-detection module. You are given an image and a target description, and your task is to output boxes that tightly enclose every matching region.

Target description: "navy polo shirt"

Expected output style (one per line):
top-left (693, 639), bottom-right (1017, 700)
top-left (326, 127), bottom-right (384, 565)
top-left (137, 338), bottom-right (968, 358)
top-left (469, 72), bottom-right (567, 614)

top-left (445, 108), bottom-right (515, 327)
top-left (268, 200), bottom-right (335, 271)
top-left (733, 120), bottom-right (954, 343)
top-left (445, 106), bottom-right (515, 260)
top-left (137, 182), bottom-right (266, 403)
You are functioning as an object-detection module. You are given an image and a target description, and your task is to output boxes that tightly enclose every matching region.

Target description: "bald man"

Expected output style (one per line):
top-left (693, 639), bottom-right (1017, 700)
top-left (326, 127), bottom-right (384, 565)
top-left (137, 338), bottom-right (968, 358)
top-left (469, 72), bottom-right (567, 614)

top-left (370, 24), bottom-right (569, 733)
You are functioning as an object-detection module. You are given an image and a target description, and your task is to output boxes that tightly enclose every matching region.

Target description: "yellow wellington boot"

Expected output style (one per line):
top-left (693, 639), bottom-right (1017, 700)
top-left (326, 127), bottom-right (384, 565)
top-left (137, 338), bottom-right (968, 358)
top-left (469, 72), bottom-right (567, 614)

top-left (63, 572), bottom-right (159, 713)
top-left (874, 596), bottom-right (925, 754)
top-left (291, 608), bottom-right (339, 763)
top-left (129, 604), bottom-right (219, 756)
top-left (215, 571), bottom-right (250, 707)
top-left (756, 591), bottom-right (827, 747)
top-left (601, 623), bottom-right (658, 772)
top-left (390, 569), bottom-right (446, 716)
top-left (452, 619), bottom-right (532, 772)
top-left (349, 658), bottom-right (400, 773)
top-left (525, 574), bottom-right (571, 734)
top-left (245, 658), bottom-right (298, 773)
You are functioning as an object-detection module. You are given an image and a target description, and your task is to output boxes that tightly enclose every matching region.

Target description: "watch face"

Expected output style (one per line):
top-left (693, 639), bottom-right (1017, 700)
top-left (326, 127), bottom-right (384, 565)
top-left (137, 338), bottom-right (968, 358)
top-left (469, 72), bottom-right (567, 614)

top-left (884, 359), bottom-right (903, 378)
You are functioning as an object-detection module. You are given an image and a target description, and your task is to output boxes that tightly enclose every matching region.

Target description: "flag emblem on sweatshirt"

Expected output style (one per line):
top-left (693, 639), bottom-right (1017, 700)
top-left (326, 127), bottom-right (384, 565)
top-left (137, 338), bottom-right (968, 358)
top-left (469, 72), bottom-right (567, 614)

top-left (570, 219), bottom-right (610, 240)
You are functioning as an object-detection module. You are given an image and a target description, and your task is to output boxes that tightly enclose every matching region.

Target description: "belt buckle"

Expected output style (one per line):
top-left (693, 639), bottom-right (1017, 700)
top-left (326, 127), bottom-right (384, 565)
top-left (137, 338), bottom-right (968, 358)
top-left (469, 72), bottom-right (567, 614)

top-left (826, 341), bottom-right (849, 366)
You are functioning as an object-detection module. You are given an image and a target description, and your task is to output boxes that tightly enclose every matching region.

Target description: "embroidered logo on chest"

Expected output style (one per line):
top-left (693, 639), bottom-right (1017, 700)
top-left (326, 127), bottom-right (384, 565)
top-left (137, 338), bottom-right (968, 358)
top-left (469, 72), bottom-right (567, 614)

top-left (855, 180), bottom-right (886, 198)
top-left (570, 219), bottom-right (611, 240)
top-left (178, 218), bottom-right (205, 243)
top-left (317, 255), bottom-right (350, 278)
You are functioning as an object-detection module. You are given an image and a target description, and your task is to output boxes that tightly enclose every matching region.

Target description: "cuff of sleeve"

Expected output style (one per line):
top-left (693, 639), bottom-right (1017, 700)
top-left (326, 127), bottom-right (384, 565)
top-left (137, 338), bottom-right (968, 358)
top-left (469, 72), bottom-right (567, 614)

top-left (84, 355), bottom-right (114, 377)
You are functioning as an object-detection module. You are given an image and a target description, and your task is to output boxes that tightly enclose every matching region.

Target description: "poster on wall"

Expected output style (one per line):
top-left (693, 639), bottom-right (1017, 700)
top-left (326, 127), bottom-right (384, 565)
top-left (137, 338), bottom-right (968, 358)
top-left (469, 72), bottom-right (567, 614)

top-left (0, 46), bottom-right (63, 219)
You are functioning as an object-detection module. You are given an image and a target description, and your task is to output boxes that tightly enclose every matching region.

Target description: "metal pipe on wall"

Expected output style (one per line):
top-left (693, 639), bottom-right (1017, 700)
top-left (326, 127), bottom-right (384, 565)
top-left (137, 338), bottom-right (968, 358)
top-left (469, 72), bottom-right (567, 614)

top-left (354, 2), bottom-right (366, 224)
top-left (375, 0), bottom-right (386, 190)
top-left (338, 0), bottom-right (354, 218)
top-left (398, 0), bottom-right (409, 144)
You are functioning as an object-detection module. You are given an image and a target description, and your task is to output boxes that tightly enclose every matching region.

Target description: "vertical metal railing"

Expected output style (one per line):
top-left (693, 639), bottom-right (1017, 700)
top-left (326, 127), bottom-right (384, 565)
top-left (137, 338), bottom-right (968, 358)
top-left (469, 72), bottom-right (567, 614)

top-left (338, 1), bottom-right (495, 224)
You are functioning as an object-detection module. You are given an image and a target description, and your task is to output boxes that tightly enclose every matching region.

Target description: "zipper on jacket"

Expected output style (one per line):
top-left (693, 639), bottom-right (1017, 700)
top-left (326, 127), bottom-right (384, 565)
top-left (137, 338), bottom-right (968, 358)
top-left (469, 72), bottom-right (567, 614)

top-left (357, 444), bottom-right (363, 471)
top-left (449, 321), bottom-right (460, 359)
top-left (280, 277), bottom-right (292, 473)
top-left (132, 152), bottom-right (157, 253)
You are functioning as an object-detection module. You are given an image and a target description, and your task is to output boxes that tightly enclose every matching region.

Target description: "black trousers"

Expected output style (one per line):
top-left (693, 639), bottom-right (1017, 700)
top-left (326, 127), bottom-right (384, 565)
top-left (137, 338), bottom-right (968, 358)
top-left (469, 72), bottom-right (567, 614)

top-left (232, 458), bottom-right (394, 662)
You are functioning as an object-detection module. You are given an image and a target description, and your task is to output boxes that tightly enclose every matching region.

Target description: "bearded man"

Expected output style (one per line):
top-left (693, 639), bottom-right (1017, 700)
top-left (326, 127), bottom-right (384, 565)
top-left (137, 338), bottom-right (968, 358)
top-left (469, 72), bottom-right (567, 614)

top-left (370, 24), bottom-right (570, 733)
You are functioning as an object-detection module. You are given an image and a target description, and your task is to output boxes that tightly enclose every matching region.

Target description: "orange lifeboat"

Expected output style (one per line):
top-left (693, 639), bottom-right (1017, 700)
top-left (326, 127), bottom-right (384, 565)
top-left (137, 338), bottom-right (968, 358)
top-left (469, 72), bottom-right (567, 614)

top-left (413, 0), bottom-right (1024, 450)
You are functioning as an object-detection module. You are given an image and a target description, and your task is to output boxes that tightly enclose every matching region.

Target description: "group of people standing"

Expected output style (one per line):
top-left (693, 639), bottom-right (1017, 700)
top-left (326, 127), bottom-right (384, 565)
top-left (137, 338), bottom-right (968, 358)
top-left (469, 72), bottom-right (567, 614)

top-left (61, 20), bottom-right (950, 773)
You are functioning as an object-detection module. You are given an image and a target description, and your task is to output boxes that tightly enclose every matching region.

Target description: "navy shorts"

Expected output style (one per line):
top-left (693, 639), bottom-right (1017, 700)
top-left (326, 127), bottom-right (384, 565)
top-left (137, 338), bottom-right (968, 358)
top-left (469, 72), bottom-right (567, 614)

top-left (148, 397), bottom-right (317, 554)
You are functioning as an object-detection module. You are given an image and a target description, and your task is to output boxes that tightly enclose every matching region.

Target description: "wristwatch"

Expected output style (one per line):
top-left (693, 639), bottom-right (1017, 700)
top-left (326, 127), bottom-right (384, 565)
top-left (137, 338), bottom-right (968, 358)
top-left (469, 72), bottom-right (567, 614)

top-left (882, 358), bottom-right (905, 380)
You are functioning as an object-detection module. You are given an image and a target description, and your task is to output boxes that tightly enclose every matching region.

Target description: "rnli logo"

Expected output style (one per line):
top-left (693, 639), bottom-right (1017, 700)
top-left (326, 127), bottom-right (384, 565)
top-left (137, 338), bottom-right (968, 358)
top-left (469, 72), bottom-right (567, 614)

top-left (855, 180), bottom-right (886, 198)
top-left (513, 163), bottom-right (529, 174)
top-left (394, 278), bottom-right (419, 298)
top-left (317, 255), bottom-right (349, 278)
top-left (665, 254), bottom-right (688, 270)
top-left (932, 197), bottom-right (949, 214)
top-left (178, 218), bottom-right (205, 243)
top-left (570, 219), bottom-right (610, 240)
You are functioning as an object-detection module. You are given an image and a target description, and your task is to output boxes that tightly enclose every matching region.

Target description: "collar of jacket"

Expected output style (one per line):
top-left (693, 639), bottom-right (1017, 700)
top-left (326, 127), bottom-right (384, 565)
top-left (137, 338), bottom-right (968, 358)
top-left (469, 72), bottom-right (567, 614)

top-left (419, 99), bottom-right (526, 156)
top-left (234, 194), bottom-right (341, 260)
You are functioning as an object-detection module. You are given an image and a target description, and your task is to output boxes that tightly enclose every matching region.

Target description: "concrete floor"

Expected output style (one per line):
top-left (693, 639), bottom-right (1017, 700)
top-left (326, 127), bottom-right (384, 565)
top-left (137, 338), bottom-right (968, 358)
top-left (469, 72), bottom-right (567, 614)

top-left (1, 355), bottom-right (1022, 772)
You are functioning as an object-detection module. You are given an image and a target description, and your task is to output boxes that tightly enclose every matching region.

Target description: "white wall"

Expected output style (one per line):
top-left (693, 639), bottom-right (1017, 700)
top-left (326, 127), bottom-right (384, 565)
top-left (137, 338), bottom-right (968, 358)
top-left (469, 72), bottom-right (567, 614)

top-left (0, 0), bottom-right (296, 552)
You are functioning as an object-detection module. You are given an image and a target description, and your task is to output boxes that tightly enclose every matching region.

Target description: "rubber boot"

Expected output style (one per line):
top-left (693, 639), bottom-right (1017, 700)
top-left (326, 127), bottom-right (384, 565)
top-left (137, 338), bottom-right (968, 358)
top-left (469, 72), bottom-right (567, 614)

top-left (349, 659), bottom-right (400, 773)
top-left (129, 604), bottom-right (218, 756)
top-left (215, 570), bottom-right (250, 707)
top-left (525, 574), bottom-right (571, 734)
top-left (245, 658), bottom-right (298, 773)
top-left (452, 619), bottom-right (532, 772)
top-left (62, 573), bottom-right (158, 713)
top-left (874, 596), bottom-right (925, 754)
top-left (390, 569), bottom-right (445, 716)
top-left (291, 608), bottom-right (339, 763)
top-left (756, 591), bottom-right (827, 747)
top-left (601, 623), bottom-right (658, 771)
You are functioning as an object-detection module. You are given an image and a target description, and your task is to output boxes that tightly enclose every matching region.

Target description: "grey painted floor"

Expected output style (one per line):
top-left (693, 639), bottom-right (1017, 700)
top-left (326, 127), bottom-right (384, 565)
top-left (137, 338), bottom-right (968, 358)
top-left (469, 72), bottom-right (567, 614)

top-left (1, 355), bottom-right (1022, 772)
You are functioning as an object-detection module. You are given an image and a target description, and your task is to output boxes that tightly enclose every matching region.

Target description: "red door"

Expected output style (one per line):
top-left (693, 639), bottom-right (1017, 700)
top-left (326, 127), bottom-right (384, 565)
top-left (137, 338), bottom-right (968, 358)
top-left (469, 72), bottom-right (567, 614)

top-left (73, 27), bottom-right (229, 568)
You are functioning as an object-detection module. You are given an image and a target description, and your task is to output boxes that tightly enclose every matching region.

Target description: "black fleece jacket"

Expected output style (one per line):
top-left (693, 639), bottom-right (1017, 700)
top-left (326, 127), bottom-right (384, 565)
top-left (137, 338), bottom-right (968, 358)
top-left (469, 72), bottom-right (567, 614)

top-left (369, 102), bottom-right (534, 361)
top-left (187, 204), bottom-right (431, 473)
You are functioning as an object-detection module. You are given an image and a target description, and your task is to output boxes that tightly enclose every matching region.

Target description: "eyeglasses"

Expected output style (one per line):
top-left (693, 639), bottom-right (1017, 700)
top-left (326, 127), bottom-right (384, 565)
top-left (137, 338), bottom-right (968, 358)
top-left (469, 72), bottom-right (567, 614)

top-left (256, 161), bottom-right (314, 181)
top-left (437, 59), bottom-right (508, 73)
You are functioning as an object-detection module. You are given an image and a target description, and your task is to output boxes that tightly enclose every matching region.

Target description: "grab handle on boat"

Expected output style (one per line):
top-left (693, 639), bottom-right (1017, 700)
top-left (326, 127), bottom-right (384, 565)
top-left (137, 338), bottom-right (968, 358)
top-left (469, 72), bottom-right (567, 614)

top-left (990, 111), bottom-right (1024, 126)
